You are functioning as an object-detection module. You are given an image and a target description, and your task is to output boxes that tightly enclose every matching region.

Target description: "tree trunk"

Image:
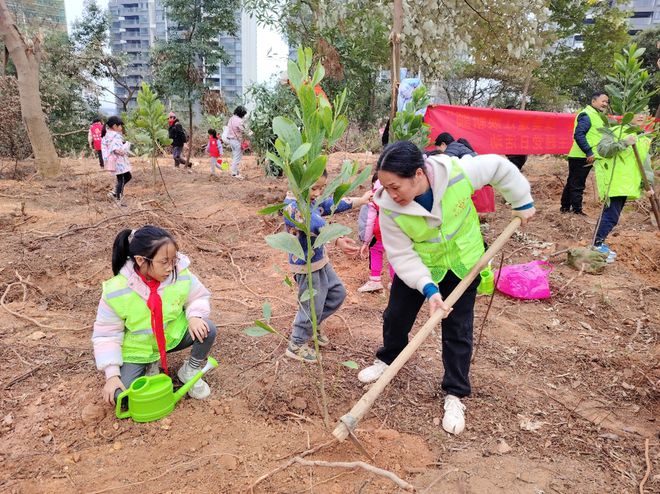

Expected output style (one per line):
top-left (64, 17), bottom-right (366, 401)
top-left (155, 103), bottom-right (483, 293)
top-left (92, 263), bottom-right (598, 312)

top-left (388, 0), bottom-right (403, 142)
top-left (0, 0), bottom-right (60, 177)
top-left (519, 71), bottom-right (533, 110)
top-left (186, 99), bottom-right (193, 165)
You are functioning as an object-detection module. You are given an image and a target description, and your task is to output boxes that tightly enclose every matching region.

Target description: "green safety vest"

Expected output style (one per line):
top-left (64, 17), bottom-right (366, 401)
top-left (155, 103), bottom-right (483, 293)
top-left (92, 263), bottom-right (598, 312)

top-left (594, 125), bottom-right (651, 201)
top-left (103, 269), bottom-right (192, 364)
top-left (568, 105), bottom-right (605, 158)
top-left (383, 161), bottom-right (484, 283)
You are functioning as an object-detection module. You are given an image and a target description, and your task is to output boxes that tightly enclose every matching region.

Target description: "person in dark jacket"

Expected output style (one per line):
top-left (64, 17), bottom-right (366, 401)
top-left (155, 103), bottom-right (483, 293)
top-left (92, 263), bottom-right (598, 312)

top-left (560, 91), bottom-right (609, 215)
top-left (168, 112), bottom-right (192, 170)
top-left (430, 132), bottom-right (477, 158)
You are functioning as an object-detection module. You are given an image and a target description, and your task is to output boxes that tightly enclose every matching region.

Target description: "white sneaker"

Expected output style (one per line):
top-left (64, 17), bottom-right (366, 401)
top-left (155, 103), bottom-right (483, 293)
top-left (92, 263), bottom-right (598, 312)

top-left (442, 394), bottom-right (466, 435)
top-left (358, 280), bottom-right (384, 293)
top-left (357, 359), bottom-right (388, 383)
top-left (231, 173), bottom-right (244, 180)
top-left (177, 360), bottom-right (211, 399)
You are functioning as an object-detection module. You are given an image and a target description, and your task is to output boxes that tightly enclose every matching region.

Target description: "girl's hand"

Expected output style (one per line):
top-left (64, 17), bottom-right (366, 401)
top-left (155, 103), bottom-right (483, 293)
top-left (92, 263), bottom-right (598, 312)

top-left (103, 376), bottom-right (126, 405)
top-left (624, 135), bottom-right (637, 146)
top-left (358, 189), bottom-right (374, 206)
top-left (645, 187), bottom-right (656, 198)
top-left (188, 317), bottom-right (209, 342)
top-left (429, 293), bottom-right (452, 318)
top-left (336, 237), bottom-right (360, 256)
top-left (359, 242), bottom-right (370, 258)
top-left (512, 206), bottom-right (536, 226)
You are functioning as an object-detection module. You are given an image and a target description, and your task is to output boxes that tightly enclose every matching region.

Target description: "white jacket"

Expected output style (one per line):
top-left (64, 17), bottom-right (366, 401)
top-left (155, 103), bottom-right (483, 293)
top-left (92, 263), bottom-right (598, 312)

top-left (374, 154), bottom-right (533, 294)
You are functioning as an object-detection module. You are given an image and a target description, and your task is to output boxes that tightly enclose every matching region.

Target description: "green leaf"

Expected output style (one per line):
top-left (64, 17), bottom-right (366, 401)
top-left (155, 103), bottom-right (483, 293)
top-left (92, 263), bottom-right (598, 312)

top-left (333, 183), bottom-right (351, 205)
top-left (273, 116), bottom-right (302, 150)
top-left (312, 223), bottom-right (352, 249)
top-left (301, 155), bottom-right (327, 190)
top-left (287, 59), bottom-right (303, 91)
top-left (262, 302), bottom-right (272, 322)
top-left (282, 208), bottom-right (307, 233)
top-left (283, 275), bottom-right (293, 288)
top-left (311, 63), bottom-right (325, 87)
top-left (254, 320), bottom-right (277, 333)
top-left (621, 112), bottom-right (634, 125)
top-left (341, 361), bottom-right (359, 370)
top-left (299, 287), bottom-right (317, 302)
top-left (244, 326), bottom-right (271, 337)
top-left (258, 202), bottom-right (286, 215)
top-left (291, 142), bottom-right (312, 163)
top-left (265, 232), bottom-right (305, 259)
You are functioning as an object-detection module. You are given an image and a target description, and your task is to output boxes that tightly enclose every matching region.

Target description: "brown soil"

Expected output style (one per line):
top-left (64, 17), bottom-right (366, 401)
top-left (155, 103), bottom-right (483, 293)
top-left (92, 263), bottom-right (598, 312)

top-left (0, 153), bottom-right (658, 493)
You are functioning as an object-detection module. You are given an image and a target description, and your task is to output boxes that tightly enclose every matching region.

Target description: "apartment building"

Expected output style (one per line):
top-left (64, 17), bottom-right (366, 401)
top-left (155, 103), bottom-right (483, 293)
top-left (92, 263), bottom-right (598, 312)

top-left (108, 0), bottom-right (256, 111)
top-left (6, 0), bottom-right (67, 32)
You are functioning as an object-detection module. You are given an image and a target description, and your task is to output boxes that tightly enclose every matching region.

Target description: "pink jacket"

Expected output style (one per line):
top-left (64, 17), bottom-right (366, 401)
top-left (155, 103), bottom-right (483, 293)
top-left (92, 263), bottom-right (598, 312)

top-left (227, 115), bottom-right (244, 141)
top-left (363, 180), bottom-right (382, 243)
top-left (92, 254), bottom-right (211, 379)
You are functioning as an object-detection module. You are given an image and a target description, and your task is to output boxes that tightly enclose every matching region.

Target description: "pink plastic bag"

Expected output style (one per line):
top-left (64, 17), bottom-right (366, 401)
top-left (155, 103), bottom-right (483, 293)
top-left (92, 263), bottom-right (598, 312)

top-left (494, 260), bottom-right (553, 300)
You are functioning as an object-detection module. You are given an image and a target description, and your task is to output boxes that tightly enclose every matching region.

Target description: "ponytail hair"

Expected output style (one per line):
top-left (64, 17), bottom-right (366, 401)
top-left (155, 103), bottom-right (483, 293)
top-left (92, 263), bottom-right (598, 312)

top-left (111, 225), bottom-right (179, 275)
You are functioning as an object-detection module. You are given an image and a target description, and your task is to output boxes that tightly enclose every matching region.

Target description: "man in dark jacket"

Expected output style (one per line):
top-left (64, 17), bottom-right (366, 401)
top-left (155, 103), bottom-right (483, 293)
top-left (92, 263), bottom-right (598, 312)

top-left (560, 91), bottom-right (609, 215)
top-left (168, 112), bottom-right (191, 169)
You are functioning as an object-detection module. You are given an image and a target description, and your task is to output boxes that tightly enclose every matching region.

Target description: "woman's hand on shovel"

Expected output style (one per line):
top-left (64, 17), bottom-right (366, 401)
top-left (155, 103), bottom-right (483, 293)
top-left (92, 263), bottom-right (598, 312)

top-left (429, 293), bottom-right (452, 318)
top-left (103, 376), bottom-right (126, 405)
top-left (512, 206), bottom-right (536, 226)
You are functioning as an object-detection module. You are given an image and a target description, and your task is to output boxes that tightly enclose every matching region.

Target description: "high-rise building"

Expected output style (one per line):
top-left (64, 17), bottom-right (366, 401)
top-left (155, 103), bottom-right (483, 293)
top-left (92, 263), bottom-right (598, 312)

top-left (625, 0), bottom-right (660, 33)
top-left (6, 0), bottom-right (67, 32)
top-left (108, 0), bottom-right (256, 112)
top-left (565, 0), bottom-right (660, 49)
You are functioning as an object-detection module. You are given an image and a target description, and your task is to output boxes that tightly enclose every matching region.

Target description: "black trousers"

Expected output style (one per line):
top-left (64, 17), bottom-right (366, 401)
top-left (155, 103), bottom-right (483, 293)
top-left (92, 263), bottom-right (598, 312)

top-left (115, 171), bottom-right (132, 199)
top-left (376, 271), bottom-right (479, 397)
top-left (560, 158), bottom-right (592, 212)
top-left (95, 150), bottom-right (104, 168)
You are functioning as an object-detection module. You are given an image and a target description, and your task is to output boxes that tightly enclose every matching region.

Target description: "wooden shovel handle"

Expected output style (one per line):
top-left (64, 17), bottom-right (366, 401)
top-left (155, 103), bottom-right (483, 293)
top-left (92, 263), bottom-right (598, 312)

top-left (333, 217), bottom-right (522, 441)
top-left (632, 144), bottom-right (660, 231)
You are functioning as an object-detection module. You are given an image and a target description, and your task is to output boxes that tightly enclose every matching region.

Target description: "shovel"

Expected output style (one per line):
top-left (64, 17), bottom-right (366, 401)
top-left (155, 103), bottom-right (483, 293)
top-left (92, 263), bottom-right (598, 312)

top-left (333, 217), bottom-right (522, 441)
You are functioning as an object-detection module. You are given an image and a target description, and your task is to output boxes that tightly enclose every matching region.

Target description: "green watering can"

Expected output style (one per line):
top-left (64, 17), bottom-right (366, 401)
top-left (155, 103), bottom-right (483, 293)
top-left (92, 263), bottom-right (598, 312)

top-left (115, 357), bottom-right (218, 422)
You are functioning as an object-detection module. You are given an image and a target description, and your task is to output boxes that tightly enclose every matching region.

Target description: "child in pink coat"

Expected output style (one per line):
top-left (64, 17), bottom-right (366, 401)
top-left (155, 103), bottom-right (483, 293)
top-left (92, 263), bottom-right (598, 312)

top-left (358, 176), bottom-right (395, 292)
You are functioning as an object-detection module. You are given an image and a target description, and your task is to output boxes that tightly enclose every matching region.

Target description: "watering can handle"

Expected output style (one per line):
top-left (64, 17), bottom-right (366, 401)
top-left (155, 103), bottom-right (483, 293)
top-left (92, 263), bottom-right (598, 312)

top-left (115, 389), bottom-right (131, 419)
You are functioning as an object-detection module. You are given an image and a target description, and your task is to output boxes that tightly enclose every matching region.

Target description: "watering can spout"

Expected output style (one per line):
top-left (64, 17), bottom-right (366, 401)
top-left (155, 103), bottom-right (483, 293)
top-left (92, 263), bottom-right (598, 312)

top-left (173, 356), bottom-right (218, 404)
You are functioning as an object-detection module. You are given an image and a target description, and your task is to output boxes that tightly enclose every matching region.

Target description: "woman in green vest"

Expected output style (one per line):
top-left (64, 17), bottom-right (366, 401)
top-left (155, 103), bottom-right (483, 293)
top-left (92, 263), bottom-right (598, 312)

top-left (357, 140), bottom-right (535, 435)
top-left (593, 114), bottom-right (655, 262)
top-left (92, 225), bottom-right (217, 405)
top-left (561, 91), bottom-right (609, 215)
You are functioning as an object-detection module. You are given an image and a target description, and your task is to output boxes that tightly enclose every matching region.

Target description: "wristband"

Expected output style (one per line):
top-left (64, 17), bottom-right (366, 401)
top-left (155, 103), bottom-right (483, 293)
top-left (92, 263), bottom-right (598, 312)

top-left (423, 283), bottom-right (439, 299)
top-left (513, 202), bottom-right (534, 211)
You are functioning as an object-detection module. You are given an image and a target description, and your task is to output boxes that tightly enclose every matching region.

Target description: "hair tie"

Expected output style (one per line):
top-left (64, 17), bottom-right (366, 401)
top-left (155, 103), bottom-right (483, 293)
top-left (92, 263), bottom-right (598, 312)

top-left (128, 229), bottom-right (136, 243)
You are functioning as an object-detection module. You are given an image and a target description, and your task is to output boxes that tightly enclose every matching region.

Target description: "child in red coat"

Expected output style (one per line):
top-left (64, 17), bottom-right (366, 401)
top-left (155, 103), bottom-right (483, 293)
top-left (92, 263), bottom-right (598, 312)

top-left (207, 129), bottom-right (223, 177)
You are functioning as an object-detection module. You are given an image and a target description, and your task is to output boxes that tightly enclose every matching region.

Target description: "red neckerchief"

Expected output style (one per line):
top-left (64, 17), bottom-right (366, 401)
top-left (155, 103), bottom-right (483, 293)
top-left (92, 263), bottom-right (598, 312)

top-left (135, 267), bottom-right (168, 375)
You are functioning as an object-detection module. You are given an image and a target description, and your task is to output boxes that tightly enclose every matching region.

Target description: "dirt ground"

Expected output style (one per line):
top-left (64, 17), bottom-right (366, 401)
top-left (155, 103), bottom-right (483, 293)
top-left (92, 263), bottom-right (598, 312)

top-left (0, 152), bottom-right (658, 494)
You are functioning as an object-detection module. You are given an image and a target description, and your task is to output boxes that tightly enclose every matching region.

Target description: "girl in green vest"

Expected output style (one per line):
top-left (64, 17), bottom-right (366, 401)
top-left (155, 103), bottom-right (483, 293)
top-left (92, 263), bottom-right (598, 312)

top-left (358, 140), bottom-right (535, 435)
top-left (93, 225), bottom-right (216, 405)
top-left (593, 114), bottom-right (655, 262)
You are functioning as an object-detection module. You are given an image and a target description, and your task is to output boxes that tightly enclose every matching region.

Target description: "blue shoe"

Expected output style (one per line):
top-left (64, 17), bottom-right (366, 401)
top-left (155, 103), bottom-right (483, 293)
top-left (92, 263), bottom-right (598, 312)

top-left (593, 244), bottom-right (616, 263)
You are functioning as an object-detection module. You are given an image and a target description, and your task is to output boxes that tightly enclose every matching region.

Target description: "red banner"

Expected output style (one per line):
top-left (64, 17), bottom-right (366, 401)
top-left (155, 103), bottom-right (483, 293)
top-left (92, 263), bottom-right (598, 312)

top-left (424, 105), bottom-right (577, 155)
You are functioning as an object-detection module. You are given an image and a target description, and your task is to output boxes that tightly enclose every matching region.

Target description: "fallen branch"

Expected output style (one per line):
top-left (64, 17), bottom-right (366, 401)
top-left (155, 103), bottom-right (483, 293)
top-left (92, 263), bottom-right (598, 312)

top-left (34, 209), bottom-right (158, 241)
top-left (290, 457), bottom-right (415, 492)
top-left (1, 280), bottom-right (91, 332)
top-left (249, 439), bottom-right (336, 491)
top-left (556, 264), bottom-right (584, 295)
top-left (639, 438), bottom-right (651, 494)
top-left (420, 468), bottom-right (458, 493)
